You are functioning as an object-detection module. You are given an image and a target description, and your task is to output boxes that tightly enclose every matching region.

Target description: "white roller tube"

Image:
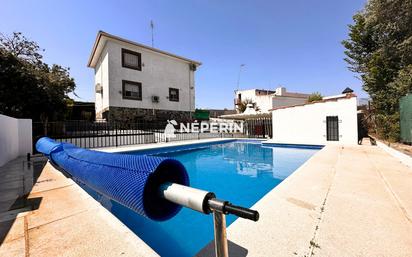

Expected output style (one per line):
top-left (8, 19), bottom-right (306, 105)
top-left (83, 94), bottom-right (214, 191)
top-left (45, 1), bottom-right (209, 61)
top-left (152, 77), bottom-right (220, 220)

top-left (159, 182), bottom-right (215, 213)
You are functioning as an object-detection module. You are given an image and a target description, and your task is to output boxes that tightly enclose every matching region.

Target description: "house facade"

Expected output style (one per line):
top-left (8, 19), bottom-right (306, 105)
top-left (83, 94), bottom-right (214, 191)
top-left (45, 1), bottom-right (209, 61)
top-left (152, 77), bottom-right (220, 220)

top-left (268, 93), bottom-right (358, 145)
top-left (234, 87), bottom-right (310, 113)
top-left (88, 31), bottom-right (201, 122)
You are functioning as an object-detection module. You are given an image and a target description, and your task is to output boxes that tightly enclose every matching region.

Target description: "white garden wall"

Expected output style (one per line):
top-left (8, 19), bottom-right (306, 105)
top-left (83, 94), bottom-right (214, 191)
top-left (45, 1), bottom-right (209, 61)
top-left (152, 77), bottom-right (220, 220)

top-left (0, 114), bottom-right (32, 166)
top-left (270, 96), bottom-right (358, 145)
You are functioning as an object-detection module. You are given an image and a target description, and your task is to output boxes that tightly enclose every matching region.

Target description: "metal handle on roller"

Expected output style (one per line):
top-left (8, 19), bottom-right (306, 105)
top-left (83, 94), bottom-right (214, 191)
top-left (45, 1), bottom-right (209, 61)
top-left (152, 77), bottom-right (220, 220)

top-left (224, 203), bottom-right (259, 221)
top-left (159, 182), bottom-right (260, 257)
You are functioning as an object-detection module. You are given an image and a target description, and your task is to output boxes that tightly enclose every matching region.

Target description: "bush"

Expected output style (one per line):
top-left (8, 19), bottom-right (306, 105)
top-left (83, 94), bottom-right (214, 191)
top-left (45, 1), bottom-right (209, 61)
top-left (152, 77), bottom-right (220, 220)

top-left (375, 113), bottom-right (400, 142)
top-left (307, 92), bottom-right (323, 103)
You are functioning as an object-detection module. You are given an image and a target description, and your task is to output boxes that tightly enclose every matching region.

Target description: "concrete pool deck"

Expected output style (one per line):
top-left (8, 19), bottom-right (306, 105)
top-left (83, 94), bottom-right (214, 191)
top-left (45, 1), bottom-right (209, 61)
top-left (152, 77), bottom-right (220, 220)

top-left (199, 143), bottom-right (412, 256)
top-left (0, 158), bottom-right (159, 257)
top-left (1, 139), bottom-right (412, 256)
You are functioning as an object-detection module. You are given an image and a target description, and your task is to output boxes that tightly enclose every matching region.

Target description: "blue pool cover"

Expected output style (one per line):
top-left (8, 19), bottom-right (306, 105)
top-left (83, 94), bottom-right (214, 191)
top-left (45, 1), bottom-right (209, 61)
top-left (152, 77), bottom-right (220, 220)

top-left (36, 137), bottom-right (189, 221)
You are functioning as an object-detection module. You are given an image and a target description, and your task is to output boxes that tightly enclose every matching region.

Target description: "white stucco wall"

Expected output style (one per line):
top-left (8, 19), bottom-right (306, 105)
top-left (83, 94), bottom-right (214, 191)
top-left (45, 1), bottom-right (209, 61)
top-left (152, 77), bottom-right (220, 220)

top-left (95, 45), bottom-right (110, 117)
top-left (236, 89), bottom-right (258, 101)
top-left (235, 89), bottom-right (309, 113)
top-left (254, 95), bottom-right (273, 112)
top-left (235, 89), bottom-right (273, 112)
top-left (0, 114), bottom-right (32, 166)
top-left (95, 41), bottom-right (195, 114)
top-left (270, 97), bottom-right (358, 145)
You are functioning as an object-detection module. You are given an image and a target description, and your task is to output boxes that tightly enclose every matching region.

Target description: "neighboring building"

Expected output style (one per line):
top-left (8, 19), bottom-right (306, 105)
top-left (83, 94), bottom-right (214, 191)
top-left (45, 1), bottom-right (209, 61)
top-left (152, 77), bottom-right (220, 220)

top-left (234, 87), bottom-right (310, 113)
top-left (192, 109), bottom-right (237, 120)
top-left (87, 31), bottom-right (201, 122)
top-left (66, 101), bottom-right (95, 121)
top-left (207, 109), bottom-right (237, 118)
top-left (268, 93), bottom-right (358, 145)
top-left (219, 102), bottom-right (271, 120)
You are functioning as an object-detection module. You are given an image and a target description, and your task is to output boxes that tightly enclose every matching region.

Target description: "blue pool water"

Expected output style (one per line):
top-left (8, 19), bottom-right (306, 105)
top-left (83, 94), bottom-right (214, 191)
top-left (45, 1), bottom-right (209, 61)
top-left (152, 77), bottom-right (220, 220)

top-left (82, 140), bottom-right (319, 257)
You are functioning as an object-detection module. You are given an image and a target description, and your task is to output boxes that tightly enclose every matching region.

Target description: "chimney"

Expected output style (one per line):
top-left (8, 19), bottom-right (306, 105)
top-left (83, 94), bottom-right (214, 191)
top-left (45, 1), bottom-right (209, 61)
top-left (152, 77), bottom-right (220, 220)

top-left (342, 87), bottom-right (354, 94)
top-left (275, 87), bottom-right (286, 96)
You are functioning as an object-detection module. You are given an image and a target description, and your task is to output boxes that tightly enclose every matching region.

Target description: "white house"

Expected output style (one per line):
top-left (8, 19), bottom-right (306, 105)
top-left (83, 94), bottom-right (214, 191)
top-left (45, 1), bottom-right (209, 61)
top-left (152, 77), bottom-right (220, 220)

top-left (87, 31), bottom-right (201, 122)
top-left (234, 87), bottom-right (310, 113)
top-left (268, 93), bottom-right (358, 145)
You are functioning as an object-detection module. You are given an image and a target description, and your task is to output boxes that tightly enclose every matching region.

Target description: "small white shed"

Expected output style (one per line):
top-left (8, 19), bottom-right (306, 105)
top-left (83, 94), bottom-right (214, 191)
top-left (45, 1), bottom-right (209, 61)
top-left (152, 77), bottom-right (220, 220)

top-left (268, 93), bottom-right (358, 145)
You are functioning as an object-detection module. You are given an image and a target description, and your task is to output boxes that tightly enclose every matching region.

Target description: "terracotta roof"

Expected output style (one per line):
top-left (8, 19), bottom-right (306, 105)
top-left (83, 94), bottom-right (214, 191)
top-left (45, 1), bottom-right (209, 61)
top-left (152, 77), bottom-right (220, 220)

top-left (270, 93), bottom-right (357, 111)
top-left (88, 31), bottom-right (202, 68)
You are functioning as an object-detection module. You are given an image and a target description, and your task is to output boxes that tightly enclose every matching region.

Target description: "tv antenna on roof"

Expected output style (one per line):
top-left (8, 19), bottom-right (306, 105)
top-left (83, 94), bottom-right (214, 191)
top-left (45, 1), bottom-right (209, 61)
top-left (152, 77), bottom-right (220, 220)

top-left (150, 20), bottom-right (155, 47)
top-left (236, 64), bottom-right (245, 91)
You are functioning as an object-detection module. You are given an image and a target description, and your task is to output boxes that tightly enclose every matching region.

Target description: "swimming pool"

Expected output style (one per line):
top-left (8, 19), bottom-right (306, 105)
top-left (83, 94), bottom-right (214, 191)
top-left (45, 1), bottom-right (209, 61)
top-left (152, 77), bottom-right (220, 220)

top-left (82, 139), bottom-right (320, 257)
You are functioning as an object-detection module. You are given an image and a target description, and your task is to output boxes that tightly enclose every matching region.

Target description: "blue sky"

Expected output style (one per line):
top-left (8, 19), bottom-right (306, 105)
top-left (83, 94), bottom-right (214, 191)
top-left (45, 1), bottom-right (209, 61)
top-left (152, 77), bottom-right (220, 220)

top-left (1, 0), bottom-right (366, 109)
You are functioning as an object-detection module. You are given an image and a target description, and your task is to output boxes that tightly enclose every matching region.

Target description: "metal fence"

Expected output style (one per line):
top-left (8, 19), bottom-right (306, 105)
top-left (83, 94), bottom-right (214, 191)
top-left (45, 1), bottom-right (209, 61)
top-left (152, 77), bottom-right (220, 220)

top-left (32, 118), bottom-right (272, 153)
top-left (243, 118), bottom-right (272, 138)
top-left (32, 121), bottom-right (243, 152)
top-left (400, 94), bottom-right (412, 144)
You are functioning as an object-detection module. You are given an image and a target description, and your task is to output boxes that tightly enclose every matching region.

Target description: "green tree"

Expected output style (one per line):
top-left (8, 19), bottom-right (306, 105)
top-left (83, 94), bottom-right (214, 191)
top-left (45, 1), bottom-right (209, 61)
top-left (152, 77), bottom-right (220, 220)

top-left (237, 98), bottom-right (259, 113)
top-left (307, 92), bottom-right (323, 103)
top-left (342, 0), bottom-right (412, 142)
top-left (0, 32), bottom-right (75, 122)
top-left (0, 32), bottom-right (43, 64)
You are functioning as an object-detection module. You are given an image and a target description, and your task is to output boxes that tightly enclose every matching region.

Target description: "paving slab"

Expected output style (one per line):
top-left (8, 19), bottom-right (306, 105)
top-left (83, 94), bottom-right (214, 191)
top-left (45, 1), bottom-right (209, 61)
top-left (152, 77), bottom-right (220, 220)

top-left (0, 236), bottom-right (25, 257)
top-left (0, 180), bottom-right (25, 191)
top-left (29, 163), bottom-right (74, 194)
top-left (28, 207), bottom-right (157, 257)
top-left (364, 148), bottom-right (412, 220)
top-left (0, 217), bottom-right (25, 243)
top-left (313, 146), bottom-right (412, 257)
top-left (0, 208), bottom-right (31, 223)
top-left (27, 185), bottom-right (94, 229)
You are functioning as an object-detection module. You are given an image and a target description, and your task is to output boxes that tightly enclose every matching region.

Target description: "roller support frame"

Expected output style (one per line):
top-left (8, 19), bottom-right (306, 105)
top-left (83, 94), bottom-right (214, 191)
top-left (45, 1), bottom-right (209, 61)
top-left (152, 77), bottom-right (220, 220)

top-left (159, 182), bottom-right (259, 257)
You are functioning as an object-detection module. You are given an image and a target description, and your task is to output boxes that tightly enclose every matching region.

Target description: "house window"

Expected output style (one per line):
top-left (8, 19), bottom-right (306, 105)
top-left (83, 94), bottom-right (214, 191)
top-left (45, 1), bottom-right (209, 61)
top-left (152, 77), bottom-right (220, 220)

top-left (169, 88), bottom-right (179, 102)
top-left (121, 48), bottom-right (141, 70)
top-left (326, 116), bottom-right (339, 141)
top-left (122, 80), bottom-right (142, 100)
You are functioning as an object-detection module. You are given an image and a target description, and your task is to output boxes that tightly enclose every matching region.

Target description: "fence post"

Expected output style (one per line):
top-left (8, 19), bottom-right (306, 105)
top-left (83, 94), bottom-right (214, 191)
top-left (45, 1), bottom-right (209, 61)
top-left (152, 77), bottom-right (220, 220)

top-left (115, 123), bottom-right (118, 147)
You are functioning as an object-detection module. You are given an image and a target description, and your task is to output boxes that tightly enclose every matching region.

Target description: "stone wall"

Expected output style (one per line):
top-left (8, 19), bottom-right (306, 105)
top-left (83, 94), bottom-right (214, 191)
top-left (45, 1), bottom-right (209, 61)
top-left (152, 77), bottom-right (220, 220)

top-left (104, 106), bottom-right (192, 122)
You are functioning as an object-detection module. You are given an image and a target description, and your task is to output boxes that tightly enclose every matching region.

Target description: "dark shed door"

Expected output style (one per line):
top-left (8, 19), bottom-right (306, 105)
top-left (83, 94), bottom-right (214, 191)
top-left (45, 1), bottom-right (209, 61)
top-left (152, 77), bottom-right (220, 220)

top-left (326, 116), bottom-right (339, 141)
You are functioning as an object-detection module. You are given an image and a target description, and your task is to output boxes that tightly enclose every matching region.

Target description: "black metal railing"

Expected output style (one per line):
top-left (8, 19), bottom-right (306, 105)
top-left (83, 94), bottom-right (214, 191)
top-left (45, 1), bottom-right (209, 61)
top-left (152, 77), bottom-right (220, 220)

top-left (32, 119), bottom-right (272, 153)
top-left (32, 121), bottom-right (155, 150)
top-left (244, 118), bottom-right (272, 138)
top-left (33, 121), bottom-right (236, 152)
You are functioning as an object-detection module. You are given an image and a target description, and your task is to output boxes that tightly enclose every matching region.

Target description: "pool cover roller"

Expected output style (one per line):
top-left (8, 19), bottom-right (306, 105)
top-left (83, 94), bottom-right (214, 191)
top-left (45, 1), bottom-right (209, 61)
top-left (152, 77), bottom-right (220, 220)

top-left (36, 137), bottom-right (189, 221)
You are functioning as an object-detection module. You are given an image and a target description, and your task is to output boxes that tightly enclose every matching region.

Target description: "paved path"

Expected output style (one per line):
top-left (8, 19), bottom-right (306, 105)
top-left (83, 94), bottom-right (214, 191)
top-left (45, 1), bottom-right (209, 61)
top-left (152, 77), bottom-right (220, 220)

top-left (0, 158), bottom-right (158, 257)
top-left (199, 144), bottom-right (412, 257)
